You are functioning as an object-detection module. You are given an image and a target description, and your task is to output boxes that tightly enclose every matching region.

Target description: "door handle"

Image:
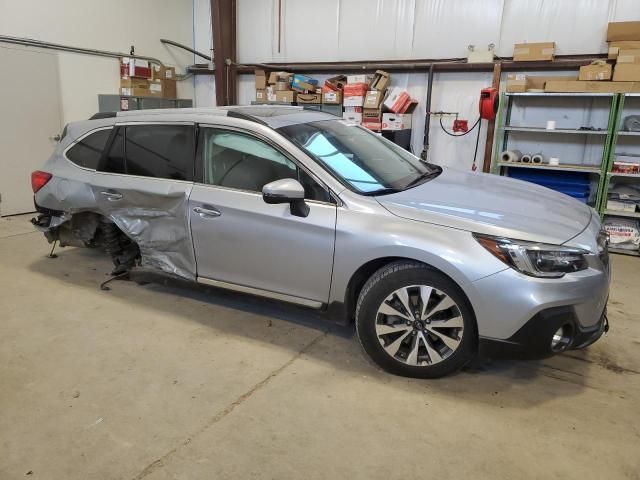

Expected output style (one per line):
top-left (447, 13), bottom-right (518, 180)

top-left (193, 205), bottom-right (221, 217)
top-left (100, 191), bottom-right (123, 201)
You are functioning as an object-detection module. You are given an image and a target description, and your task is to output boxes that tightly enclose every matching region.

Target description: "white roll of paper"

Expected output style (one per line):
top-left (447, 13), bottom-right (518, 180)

top-left (500, 150), bottom-right (522, 162)
top-left (521, 154), bottom-right (532, 163)
top-left (532, 154), bottom-right (544, 164)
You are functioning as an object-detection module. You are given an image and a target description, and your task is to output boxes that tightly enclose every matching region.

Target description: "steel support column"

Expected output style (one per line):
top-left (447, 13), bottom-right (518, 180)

top-left (211, 0), bottom-right (237, 105)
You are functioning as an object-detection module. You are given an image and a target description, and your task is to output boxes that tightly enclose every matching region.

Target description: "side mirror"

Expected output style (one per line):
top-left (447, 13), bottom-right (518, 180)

top-left (262, 178), bottom-right (309, 218)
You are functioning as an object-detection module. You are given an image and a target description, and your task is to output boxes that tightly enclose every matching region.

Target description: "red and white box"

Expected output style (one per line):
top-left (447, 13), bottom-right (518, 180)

top-left (120, 57), bottom-right (152, 79)
top-left (382, 113), bottom-right (412, 130)
top-left (343, 83), bottom-right (368, 107)
top-left (383, 87), bottom-right (418, 114)
top-left (342, 112), bottom-right (362, 124)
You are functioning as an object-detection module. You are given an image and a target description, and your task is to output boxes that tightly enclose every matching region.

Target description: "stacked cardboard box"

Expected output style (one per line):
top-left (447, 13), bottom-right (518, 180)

top-left (152, 65), bottom-right (178, 99)
top-left (544, 22), bottom-right (640, 93)
top-left (322, 75), bottom-right (346, 105)
top-left (513, 42), bottom-right (555, 62)
top-left (119, 58), bottom-right (172, 98)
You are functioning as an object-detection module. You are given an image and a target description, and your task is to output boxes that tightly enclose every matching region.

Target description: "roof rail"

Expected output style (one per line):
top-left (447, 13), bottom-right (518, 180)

top-left (226, 110), bottom-right (269, 127)
top-left (90, 112), bottom-right (117, 120)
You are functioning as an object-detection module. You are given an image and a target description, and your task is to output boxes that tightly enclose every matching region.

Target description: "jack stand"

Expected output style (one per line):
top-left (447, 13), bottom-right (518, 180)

top-left (100, 271), bottom-right (130, 291)
top-left (47, 240), bottom-right (58, 259)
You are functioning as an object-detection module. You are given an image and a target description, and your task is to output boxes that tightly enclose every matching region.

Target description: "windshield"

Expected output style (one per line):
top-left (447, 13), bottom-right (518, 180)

top-left (277, 120), bottom-right (440, 194)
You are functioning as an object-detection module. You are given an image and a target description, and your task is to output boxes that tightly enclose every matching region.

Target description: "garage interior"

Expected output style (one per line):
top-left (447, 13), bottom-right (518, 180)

top-left (1, 1), bottom-right (640, 478)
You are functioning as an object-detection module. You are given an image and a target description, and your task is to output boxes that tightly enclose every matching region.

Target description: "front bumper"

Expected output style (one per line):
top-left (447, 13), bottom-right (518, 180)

top-left (478, 305), bottom-right (609, 359)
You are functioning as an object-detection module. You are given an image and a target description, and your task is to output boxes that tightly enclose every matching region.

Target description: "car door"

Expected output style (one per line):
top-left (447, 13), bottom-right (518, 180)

top-left (189, 125), bottom-right (337, 305)
top-left (91, 122), bottom-right (198, 279)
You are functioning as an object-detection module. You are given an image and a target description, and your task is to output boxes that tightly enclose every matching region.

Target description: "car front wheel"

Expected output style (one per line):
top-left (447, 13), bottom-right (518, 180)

top-left (355, 261), bottom-right (477, 378)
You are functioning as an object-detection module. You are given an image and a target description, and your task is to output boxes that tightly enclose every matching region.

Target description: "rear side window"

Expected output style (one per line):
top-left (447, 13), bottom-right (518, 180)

top-left (66, 128), bottom-right (112, 169)
top-left (125, 125), bottom-right (194, 181)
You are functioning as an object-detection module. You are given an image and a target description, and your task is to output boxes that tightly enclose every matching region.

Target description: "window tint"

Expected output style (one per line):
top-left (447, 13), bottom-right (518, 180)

top-left (100, 127), bottom-right (125, 174)
top-left (125, 125), bottom-right (194, 181)
top-left (199, 128), bottom-right (330, 202)
top-left (66, 128), bottom-right (112, 169)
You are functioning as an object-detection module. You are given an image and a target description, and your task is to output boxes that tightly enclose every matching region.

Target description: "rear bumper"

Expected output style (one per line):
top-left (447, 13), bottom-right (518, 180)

top-left (478, 305), bottom-right (609, 359)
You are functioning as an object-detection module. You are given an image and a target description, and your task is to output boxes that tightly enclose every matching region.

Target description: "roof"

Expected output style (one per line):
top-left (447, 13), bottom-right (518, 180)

top-left (111, 105), bottom-right (337, 129)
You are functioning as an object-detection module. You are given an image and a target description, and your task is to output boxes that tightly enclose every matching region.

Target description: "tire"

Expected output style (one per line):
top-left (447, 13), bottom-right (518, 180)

top-left (355, 261), bottom-right (477, 378)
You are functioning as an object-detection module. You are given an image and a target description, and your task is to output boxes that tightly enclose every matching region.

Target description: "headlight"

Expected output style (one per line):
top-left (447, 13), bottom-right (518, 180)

top-left (474, 233), bottom-right (589, 278)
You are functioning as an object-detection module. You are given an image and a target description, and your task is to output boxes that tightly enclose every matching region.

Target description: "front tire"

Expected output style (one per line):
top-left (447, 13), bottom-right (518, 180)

top-left (355, 261), bottom-right (477, 378)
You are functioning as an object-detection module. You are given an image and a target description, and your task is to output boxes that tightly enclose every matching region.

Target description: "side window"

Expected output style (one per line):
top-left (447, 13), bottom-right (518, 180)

top-left (125, 125), bottom-right (194, 181)
top-left (66, 128), bottom-right (112, 169)
top-left (99, 127), bottom-right (125, 174)
top-left (199, 128), bottom-right (330, 202)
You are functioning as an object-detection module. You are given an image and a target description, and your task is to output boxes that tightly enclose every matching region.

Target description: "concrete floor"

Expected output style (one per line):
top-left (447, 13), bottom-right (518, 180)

top-left (1, 214), bottom-right (639, 480)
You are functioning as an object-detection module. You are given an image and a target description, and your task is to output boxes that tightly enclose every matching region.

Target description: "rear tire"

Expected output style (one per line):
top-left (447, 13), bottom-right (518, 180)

top-left (355, 261), bottom-right (477, 378)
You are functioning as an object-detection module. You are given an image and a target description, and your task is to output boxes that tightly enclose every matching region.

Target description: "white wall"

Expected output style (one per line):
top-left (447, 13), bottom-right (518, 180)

top-left (0, 0), bottom-right (196, 124)
top-left (235, 0), bottom-right (640, 169)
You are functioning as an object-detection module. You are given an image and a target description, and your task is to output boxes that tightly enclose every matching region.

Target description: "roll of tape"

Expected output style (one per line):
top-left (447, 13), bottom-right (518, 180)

top-left (532, 154), bottom-right (544, 164)
top-left (521, 154), bottom-right (532, 163)
top-left (500, 149), bottom-right (522, 162)
top-left (549, 157), bottom-right (560, 166)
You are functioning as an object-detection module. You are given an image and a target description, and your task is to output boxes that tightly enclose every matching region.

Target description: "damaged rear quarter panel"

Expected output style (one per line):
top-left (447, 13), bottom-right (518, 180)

top-left (90, 172), bottom-right (196, 280)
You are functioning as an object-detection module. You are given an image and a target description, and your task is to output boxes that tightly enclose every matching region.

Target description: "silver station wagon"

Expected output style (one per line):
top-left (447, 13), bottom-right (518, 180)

top-left (31, 106), bottom-right (610, 378)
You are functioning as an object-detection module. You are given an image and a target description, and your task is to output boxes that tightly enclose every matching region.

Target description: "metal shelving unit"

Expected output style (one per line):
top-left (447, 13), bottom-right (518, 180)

top-left (492, 92), bottom-right (617, 209)
top-left (599, 93), bottom-right (640, 256)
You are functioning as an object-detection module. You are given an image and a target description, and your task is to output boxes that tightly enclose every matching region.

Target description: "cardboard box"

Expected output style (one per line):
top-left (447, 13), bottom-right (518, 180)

top-left (162, 79), bottom-right (177, 98)
top-left (347, 74), bottom-right (370, 84)
top-left (342, 112), bottom-right (362, 124)
top-left (152, 65), bottom-right (177, 81)
top-left (296, 93), bottom-right (322, 104)
top-left (120, 78), bottom-right (162, 97)
top-left (382, 113), bottom-right (412, 131)
top-left (526, 75), bottom-right (578, 90)
top-left (275, 80), bottom-right (291, 92)
top-left (617, 49), bottom-right (640, 64)
top-left (513, 42), bottom-right (555, 61)
top-left (322, 90), bottom-right (342, 104)
top-left (120, 57), bottom-right (152, 78)
top-left (323, 75), bottom-right (347, 92)
top-left (607, 21), bottom-right (640, 42)
top-left (363, 122), bottom-right (382, 132)
top-left (291, 74), bottom-right (318, 93)
top-left (255, 70), bottom-right (267, 89)
top-left (610, 40), bottom-right (640, 49)
top-left (613, 63), bottom-right (640, 81)
top-left (383, 87), bottom-right (418, 114)
top-left (343, 96), bottom-right (365, 107)
top-left (268, 71), bottom-right (292, 85)
top-left (362, 108), bottom-right (382, 122)
top-left (608, 47), bottom-right (620, 60)
top-left (344, 106), bottom-right (363, 113)
top-left (369, 70), bottom-right (390, 91)
top-left (579, 62), bottom-right (612, 81)
top-left (266, 86), bottom-right (277, 102)
top-left (363, 90), bottom-right (385, 108)
top-left (506, 73), bottom-right (528, 93)
top-left (545, 80), bottom-right (640, 93)
top-left (255, 89), bottom-right (268, 104)
top-left (275, 90), bottom-right (296, 103)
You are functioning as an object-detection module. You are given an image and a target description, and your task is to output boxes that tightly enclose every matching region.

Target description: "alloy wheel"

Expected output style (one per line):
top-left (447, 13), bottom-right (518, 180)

top-left (375, 285), bottom-right (464, 366)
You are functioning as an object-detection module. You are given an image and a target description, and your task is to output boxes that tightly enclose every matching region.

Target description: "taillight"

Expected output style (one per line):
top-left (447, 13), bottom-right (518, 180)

top-left (31, 170), bottom-right (52, 193)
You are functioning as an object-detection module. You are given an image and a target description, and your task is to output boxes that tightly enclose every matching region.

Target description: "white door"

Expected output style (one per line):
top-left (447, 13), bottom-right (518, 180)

top-left (0, 45), bottom-right (62, 216)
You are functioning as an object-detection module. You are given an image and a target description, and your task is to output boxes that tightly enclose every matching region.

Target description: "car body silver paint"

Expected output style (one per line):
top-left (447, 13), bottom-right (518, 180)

top-left (34, 107), bottom-right (610, 342)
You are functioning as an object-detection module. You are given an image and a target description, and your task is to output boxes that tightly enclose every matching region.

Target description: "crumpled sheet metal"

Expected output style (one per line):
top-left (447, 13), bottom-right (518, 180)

top-left (95, 184), bottom-right (197, 281)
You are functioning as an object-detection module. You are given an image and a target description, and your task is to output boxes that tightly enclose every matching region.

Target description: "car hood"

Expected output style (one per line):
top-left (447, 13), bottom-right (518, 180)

top-left (375, 167), bottom-right (592, 245)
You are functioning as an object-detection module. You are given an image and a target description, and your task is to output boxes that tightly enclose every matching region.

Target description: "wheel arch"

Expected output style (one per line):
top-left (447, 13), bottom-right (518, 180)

top-left (333, 256), bottom-right (477, 326)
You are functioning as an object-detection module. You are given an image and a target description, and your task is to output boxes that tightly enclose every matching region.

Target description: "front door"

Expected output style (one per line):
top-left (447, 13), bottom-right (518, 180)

top-left (190, 126), bottom-right (336, 304)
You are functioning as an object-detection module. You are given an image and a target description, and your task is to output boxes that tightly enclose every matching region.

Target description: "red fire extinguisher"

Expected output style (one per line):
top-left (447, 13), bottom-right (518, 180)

top-left (479, 87), bottom-right (498, 121)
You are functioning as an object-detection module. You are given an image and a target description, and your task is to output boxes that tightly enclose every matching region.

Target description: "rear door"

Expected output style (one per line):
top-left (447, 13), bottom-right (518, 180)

top-left (91, 123), bottom-right (198, 279)
top-left (189, 125), bottom-right (337, 305)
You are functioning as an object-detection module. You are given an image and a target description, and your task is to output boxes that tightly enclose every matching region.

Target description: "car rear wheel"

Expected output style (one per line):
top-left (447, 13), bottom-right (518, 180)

top-left (355, 261), bottom-right (477, 378)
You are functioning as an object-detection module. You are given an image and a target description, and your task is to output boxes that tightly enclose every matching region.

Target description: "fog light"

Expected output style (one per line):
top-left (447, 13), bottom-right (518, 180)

top-left (550, 325), bottom-right (572, 352)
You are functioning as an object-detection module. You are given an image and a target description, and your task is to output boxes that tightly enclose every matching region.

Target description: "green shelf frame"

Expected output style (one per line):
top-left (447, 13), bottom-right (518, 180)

top-left (491, 92), bottom-right (621, 213)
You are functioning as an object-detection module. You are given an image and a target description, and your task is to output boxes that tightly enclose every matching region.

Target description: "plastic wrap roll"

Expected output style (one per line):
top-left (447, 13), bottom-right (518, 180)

top-left (500, 149), bottom-right (522, 162)
top-left (532, 154), bottom-right (544, 164)
top-left (521, 154), bottom-right (532, 163)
